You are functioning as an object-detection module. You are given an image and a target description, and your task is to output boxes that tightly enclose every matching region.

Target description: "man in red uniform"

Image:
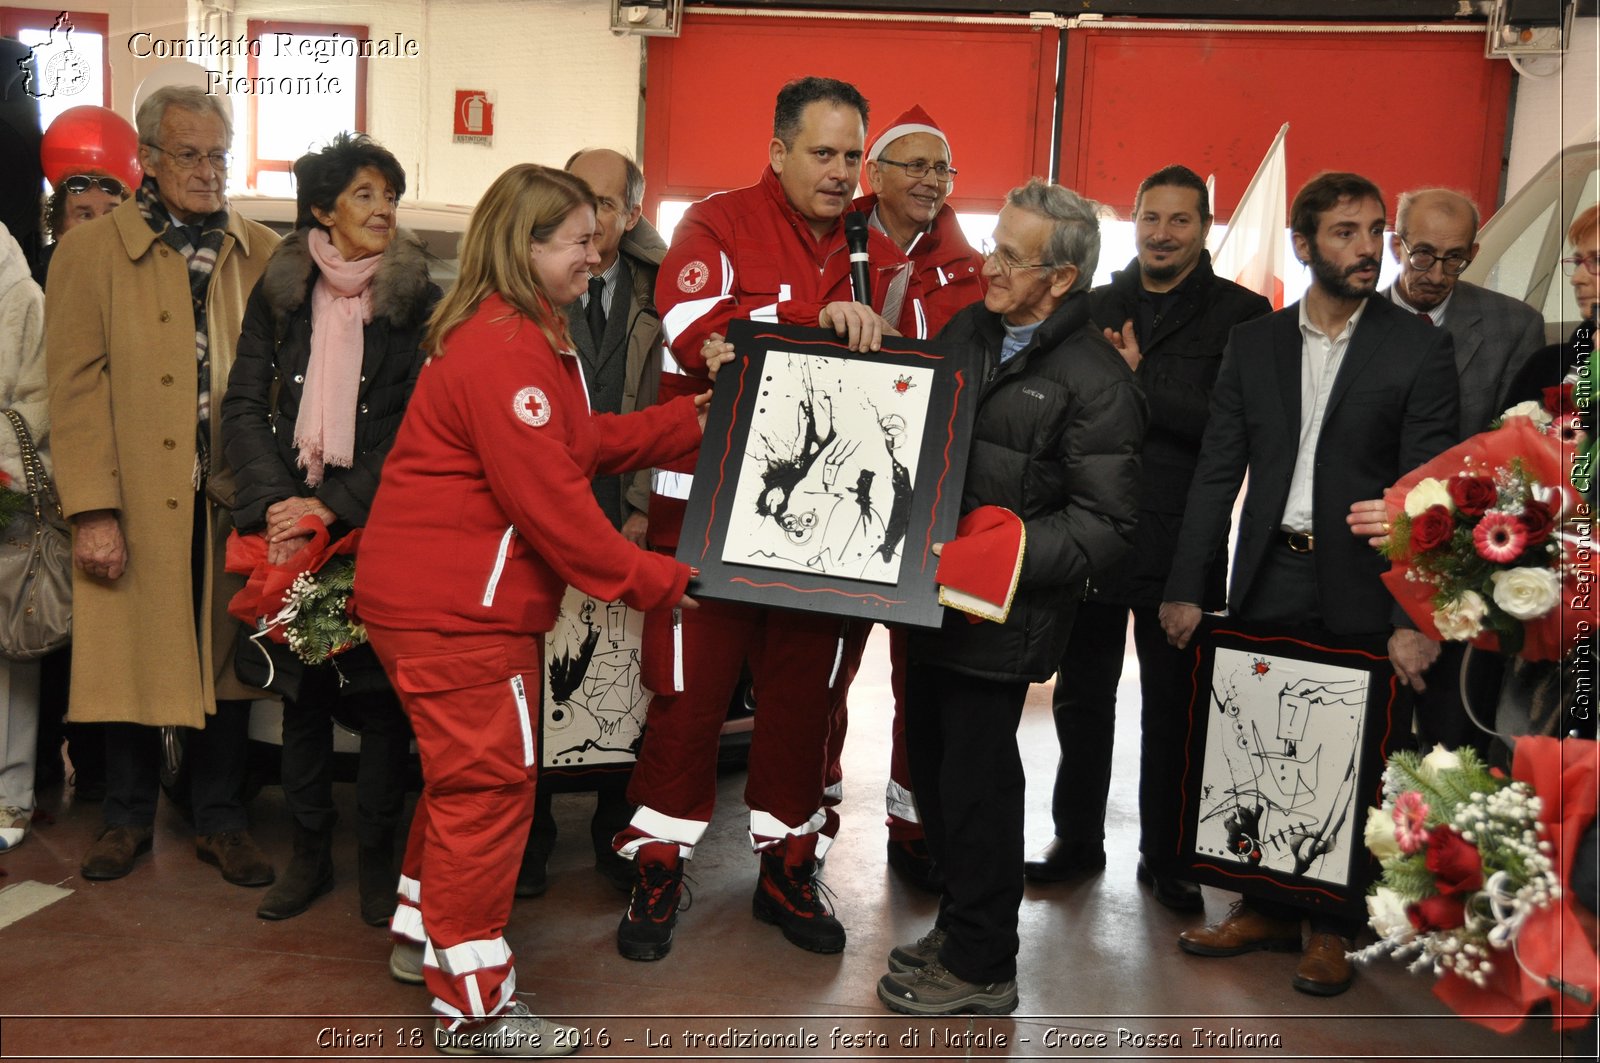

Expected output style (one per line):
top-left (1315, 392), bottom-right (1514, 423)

top-left (829, 105), bottom-right (988, 892)
top-left (614, 76), bottom-right (925, 962)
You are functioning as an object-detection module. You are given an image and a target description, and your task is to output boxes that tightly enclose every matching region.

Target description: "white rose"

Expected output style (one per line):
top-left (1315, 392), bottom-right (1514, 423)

top-left (1490, 567), bottom-right (1562, 621)
top-left (1367, 886), bottom-right (1415, 940)
top-left (1404, 477), bottom-right (1454, 517)
top-left (1433, 590), bottom-right (1489, 640)
top-left (1364, 804), bottom-right (1401, 861)
top-left (1421, 743), bottom-right (1463, 776)
top-left (1502, 400), bottom-right (1554, 428)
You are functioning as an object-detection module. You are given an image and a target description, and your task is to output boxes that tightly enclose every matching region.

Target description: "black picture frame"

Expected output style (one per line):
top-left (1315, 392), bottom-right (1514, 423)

top-left (1172, 617), bottom-right (1400, 919)
top-left (677, 320), bottom-right (983, 629)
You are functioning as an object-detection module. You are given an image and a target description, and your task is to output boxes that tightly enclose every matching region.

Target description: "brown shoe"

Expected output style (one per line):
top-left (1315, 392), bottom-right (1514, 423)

top-left (1178, 900), bottom-right (1301, 957)
top-left (80, 825), bottom-right (154, 880)
top-left (1292, 932), bottom-right (1354, 996)
top-left (197, 830), bottom-right (276, 887)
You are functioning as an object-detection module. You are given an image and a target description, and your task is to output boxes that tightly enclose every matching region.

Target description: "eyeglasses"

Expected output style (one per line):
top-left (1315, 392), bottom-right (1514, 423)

top-left (60, 174), bottom-right (127, 197)
top-left (980, 240), bottom-right (1051, 277)
top-left (876, 157), bottom-right (957, 183)
top-left (1561, 253), bottom-right (1600, 277)
top-left (1399, 237), bottom-right (1472, 276)
top-left (146, 144), bottom-right (231, 171)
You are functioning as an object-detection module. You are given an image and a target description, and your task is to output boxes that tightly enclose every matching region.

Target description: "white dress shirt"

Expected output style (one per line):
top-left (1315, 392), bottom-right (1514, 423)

top-left (1280, 297), bottom-right (1369, 533)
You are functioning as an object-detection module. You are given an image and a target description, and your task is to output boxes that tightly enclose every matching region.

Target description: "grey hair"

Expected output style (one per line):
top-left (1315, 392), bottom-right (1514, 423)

top-left (1005, 178), bottom-right (1100, 293)
top-left (1395, 188), bottom-right (1480, 243)
top-left (564, 148), bottom-right (646, 211)
top-left (135, 85), bottom-right (233, 148)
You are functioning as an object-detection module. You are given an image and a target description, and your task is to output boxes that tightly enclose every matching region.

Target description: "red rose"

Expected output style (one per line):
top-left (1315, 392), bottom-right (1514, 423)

top-left (1544, 382), bottom-right (1576, 415)
top-left (1424, 824), bottom-right (1483, 896)
top-left (1408, 894), bottom-right (1468, 932)
top-left (1521, 500), bottom-right (1555, 546)
top-left (1447, 475), bottom-right (1497, 517)
top-left (1410, 505), bottom-right (1456, 552)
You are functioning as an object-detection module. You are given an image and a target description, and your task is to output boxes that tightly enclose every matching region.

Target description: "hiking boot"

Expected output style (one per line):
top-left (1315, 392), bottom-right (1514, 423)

top-left (389, 940), bottom-right (425, 985)
top-left (876, 960), bottom-right (1018, 1016)
top-left (196, 829), bottom-right (275, 887)
top-left (752, 833), bottom-right (845, 954)
top-left (888, 925), bottom-right (947, 973)
top-left (256, 825), bottom-right (334, 920)
top-left (434, 1001), bottom-right (578, 1057)
top-left (358, 842), bottom-right (396, 927)
top-left (616, 842), bottom-right (688, 961)
top-left (80, 824), bottom-right (154, 880)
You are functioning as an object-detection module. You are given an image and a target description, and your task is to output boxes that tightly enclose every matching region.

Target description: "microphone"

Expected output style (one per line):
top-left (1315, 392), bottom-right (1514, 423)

top-left (844, 212), bottom-right (872, 306)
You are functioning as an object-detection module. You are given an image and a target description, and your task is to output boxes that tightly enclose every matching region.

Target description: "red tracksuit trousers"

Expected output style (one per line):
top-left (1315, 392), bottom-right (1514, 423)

top-left (366, 623), bottom-right (541, 1028)
top-left (823, 624), bottom-right (923, 841)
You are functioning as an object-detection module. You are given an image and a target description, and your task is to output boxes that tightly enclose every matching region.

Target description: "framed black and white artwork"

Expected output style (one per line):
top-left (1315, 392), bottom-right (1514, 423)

top-left (1172, 619), bottom-right (1400, 917)
top-left (677, 320), bottom-right (983, 629)
top-left (539, 587), bottom-right (647, 789)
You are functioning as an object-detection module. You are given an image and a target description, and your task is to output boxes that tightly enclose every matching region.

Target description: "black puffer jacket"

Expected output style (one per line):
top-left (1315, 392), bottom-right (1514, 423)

top-left (223, 228), bottom-right (439, 534)
top-left (906, 291), bottom-right (1147, 683)
top-left (1085, 252), bottom-right (1271, 608)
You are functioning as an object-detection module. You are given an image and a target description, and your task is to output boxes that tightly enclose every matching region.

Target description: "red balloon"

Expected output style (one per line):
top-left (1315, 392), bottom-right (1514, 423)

top-left (41, 106), bottom-right (142, 191)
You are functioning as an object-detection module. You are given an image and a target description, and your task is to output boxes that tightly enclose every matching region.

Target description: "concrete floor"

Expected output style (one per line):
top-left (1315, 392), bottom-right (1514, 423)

top-left (0, 627), bottom-right (1585, 1061)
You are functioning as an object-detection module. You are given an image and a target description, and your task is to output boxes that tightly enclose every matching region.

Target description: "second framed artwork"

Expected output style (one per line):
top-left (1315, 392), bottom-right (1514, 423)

top-left (677, 320), bottom-right (983, 629)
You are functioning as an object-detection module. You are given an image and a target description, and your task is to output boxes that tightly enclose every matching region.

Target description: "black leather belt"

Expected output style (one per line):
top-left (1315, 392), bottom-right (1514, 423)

top-left (1278, 530), bottom-right (1315, 553)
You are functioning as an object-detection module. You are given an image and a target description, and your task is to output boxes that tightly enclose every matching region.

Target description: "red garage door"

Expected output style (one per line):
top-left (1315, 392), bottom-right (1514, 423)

top-left (1060, 25), bottom-right (1513, 220)
top-left (643, 13), bottom-right (1058, 220)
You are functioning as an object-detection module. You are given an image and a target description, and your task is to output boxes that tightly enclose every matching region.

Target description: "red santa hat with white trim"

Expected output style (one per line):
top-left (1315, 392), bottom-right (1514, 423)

top-left (868, 104), bottom-right (950, 162)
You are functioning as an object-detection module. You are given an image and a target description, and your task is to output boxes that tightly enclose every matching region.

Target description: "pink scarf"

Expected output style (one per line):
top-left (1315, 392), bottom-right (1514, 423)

top-left (295, 228), bottom-right (383, 486)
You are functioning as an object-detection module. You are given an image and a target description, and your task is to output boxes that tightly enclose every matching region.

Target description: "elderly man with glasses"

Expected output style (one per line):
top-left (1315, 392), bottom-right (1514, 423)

top-left (1345, 187), bottom-right (1546, 755)
top-left (878, 179), bottom-right (1146, 1016)
top-left (46, 85), bottom-right (280, 886)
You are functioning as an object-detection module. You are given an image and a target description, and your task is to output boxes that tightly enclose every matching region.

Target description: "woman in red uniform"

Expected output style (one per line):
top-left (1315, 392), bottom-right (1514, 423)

top-left (354, 164), bottom-right (706, 1056)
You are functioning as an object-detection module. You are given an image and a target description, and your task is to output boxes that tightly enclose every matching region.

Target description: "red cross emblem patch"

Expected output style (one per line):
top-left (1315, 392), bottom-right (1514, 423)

top-left (677, 260), bottom-right (709, 294)
top-left (513, 386), bottom-right (551, 427)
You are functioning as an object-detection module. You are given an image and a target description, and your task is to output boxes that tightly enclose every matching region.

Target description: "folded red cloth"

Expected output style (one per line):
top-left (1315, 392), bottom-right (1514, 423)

top-left (935, 505), bottom-right (1025, 624)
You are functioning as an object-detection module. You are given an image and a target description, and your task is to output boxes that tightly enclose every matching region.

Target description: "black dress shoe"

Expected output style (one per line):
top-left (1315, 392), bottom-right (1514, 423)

top-left (1136, 857), bottom-right (1204, 911)
top-left (1023, 837), bottom-right (1106, 883)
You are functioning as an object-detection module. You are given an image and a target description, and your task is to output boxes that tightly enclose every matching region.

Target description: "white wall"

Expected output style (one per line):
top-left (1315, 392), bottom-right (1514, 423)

top-left (1505, 16), bottom-right (1599, 199)
top-left (172, 0), bottom-right (642, 205)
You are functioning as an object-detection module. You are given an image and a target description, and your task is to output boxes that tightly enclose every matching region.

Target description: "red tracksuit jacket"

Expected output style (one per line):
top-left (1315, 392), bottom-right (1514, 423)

top-left (648, 167), bottom-right (927, 550)
top-left (356, 294), bottom-right (703, 635)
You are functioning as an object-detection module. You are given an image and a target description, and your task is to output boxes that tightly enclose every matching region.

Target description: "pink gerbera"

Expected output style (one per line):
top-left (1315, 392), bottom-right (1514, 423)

top-left (1393, 791), bottom-right (1430, 854)
top-left (1473, 511), bottom-right (1527, 563)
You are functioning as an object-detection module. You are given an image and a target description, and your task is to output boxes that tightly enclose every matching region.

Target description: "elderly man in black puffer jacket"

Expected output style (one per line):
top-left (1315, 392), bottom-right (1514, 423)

top-left (877, 178), bottom-right (1147, 1017)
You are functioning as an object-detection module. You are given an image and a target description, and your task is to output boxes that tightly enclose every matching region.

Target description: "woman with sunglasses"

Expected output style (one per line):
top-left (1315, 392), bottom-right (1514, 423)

top-left (33, 172), bottom-right (129, 288)
top-left (222, 132), bottom-right (438, 926)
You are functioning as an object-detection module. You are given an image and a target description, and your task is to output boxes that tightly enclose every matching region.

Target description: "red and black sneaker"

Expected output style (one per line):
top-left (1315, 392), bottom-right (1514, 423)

top-left (616, 842), bottom-right (689, 962)
top-left (752, 833), bottom-right (846, 953)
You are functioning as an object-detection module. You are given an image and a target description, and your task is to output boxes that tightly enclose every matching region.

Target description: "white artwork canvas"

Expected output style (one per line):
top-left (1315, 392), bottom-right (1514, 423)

top-left (541, 588), bottom-right (647, 769)
top-left (721, 350), bottom-right (933, 584)
top-left (1194, 646), bottom-right (1372, 886)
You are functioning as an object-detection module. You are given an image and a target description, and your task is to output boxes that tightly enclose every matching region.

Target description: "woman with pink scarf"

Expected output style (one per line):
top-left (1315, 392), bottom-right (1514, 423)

top-left (221, 133), bottom-right (439, 925)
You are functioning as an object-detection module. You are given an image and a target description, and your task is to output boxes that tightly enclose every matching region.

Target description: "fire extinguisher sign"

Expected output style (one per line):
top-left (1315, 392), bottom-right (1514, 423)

top-left (453, 90), bottom-right (493, 145)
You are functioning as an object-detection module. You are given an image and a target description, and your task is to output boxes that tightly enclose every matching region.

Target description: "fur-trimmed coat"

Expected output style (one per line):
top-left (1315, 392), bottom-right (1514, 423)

top-left (46, 196), bottom-right (279, 726)
top-left (222, 228), bottom-right (439, 535)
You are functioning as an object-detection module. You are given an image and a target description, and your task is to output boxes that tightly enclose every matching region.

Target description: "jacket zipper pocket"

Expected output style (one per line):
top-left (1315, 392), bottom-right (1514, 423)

top-left (508, 674), bottom-right (535, 768)
top-left (481, 525), bottom-right (516, 607)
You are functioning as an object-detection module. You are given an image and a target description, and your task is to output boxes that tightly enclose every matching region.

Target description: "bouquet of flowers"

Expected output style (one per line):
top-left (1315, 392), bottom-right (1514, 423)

top-left (1356, 738), bottom-right (1598, 1032)
top-left (1379, 415), bottom-right (1594, 661)
top-left (225, 517), bottom-right (366, 669)
top-left (0, 469), bottom-right (27, 535)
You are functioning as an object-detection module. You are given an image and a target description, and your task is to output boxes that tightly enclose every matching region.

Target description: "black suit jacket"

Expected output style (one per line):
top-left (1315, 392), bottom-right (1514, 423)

top-left (1165, 294), bottom-right (1460, 635)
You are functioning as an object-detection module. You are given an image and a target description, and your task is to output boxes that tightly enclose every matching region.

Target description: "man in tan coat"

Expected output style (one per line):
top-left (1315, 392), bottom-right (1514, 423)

top-left (46, 86), bottom-right (279, 885)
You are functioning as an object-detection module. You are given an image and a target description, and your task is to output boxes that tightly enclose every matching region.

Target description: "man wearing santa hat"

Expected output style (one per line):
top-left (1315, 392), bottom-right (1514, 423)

top-left (825, 105), bottom-right (989, 894)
